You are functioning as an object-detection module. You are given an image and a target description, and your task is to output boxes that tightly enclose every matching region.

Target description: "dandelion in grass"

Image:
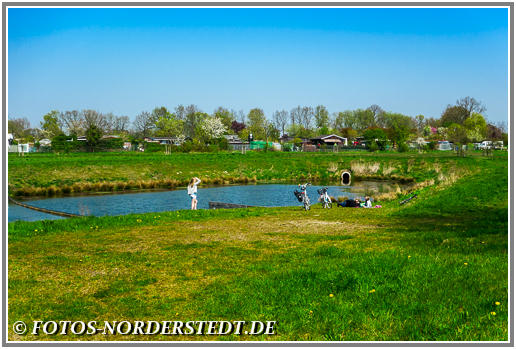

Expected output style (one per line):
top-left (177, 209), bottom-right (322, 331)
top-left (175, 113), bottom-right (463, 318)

top-left (369, 289), bottom-right (376, 293)
top-left (329, 294), bottom-right (334, 298)
top-left (309, 310), bottom-right (313, 315)
top-left (34, 229), bottom-right (37, 232)
top-left (464, 262), bottom-right (468, 266)
top-left (491, 311), bottom-right (496, 316)
top-left (137, 219), bottom-right (142, 223)
top-left (495, 302), bottom-right (501, 306)
top-left (408, 255), bottom-right (411, 259)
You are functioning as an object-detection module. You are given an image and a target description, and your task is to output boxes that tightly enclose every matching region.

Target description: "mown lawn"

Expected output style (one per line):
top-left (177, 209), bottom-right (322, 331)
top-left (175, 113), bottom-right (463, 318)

top-left (7, 154), bottom-right (508, 341)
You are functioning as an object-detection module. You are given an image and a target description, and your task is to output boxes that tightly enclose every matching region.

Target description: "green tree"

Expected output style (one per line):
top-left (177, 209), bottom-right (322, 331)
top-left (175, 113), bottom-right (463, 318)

top-left (59, 110), bottom-right (84, 136)
top-left (447, 123), bottom-right (468, 146)
top-left (367, 104), bottom-right (385, 127)
top-left (415, 114), bottom-right (425, 135)
top-left (133, 111), bottom-right (155, 138)
top-left (440, 106), bottom-right (469, 127)
top-left (213, 107), bottom-right (234, 130)
top-left (339, 127), bottom-right (357, 142)
top-left (272, 110), bottom-right (289, 136)
top-left (184, 106), bottom-right (205, 139)
top-left (486, 124), bottom-right (503, 141)
top-left (247, 108), bottom-right (267, 140)
top-left (463, 113), bottom-right (487, 142)
top-left (423, 125), bottom-right (433, 138)
top-left (353, 109), bottom-right (375, 130)
top-left (86, 124), bottom-right (102, 152)
top-left (8, 117), bottom-right (30, 139)
top-left (314, 105), bottom-right (329, 129)
top-left (40, 110), bottom-right (62, 138)
top-left (239, 128), bottom-right (250, 142)
top-left (265, 121), bottom-right (280, 142)
top-left (425, 117), bottom-right (440, 127)
top-left (150, 107), bottom-right (173, 131)
top-left (383, 112), bottom-right (414, 147)
top-left (286, 124), bottom-right (313, 139)
top-left (363, 127), bottom-right (387, 142)
top-left (155, 116), bottom-right (184, 138)
top-left (332, 111), bottom-right (355, 130)
top-left (363, 127), bottom-right (388, 150)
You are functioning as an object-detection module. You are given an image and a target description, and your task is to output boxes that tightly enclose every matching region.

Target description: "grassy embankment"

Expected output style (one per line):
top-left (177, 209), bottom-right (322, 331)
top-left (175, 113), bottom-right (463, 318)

top-left (8, 152), bottom-right (508, 341)
top-left (8, 151), bottom-right (500, 197)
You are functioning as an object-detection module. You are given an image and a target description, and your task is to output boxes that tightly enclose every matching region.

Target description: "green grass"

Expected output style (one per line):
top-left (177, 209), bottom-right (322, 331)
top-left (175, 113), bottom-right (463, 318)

top-left (9, 150), bottom-right (506, 196)
top-left (7, 153), bottom-right (508, 341)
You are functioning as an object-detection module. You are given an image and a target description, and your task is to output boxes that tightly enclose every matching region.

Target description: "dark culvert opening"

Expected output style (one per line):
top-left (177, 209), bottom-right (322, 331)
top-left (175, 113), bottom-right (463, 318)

top-left (341, 171), bottom-right (351, 185)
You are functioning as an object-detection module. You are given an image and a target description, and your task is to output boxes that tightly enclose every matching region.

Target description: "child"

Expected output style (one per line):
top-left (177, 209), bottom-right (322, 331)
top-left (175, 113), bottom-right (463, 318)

top-left (364, 196), bottom-right (372, 208)
top-left (187, 177), bottom-right (201, 210)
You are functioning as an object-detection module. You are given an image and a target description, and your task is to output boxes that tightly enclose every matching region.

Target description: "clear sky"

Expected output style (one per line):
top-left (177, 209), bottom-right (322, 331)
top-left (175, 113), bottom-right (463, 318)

top-left (8, 7), bottom-right (509, 127)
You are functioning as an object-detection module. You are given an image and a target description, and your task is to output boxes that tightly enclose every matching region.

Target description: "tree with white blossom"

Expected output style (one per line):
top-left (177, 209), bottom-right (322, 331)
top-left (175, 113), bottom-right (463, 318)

top-left (199, 116), bottom-right (227, 142)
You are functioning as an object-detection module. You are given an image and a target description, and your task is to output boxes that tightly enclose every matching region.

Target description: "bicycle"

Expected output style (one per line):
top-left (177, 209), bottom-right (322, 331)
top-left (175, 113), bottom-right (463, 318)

top-left (294, 183), bottom-right (311, 211)
top-left (317, 187), bottom-right (332, 209)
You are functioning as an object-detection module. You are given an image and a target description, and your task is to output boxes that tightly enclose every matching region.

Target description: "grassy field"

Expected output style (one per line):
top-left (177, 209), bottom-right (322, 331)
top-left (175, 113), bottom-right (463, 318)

top-left (7, 151), bottom-right (508, 341)
top-left (8, 150), bottom-right (504, 196)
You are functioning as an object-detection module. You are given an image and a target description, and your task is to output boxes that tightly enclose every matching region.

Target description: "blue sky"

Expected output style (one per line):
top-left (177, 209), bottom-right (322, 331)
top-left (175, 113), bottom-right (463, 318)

top-left (8, 7), bottom-right (509, 127)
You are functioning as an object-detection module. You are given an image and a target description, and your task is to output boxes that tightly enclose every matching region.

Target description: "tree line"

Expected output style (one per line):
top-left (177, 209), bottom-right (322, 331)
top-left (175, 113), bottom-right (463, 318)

top-left (8, 97), bottom-right (507, 150)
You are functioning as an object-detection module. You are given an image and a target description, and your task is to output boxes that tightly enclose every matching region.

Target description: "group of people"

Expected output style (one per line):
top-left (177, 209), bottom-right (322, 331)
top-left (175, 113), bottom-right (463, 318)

top-left (337, 196), bottom-right (373, 208)
top-left (187, 176), bottom-right (376, 211)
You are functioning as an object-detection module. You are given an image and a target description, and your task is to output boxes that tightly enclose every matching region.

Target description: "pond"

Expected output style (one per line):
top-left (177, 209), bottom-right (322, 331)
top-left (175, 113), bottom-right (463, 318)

top-left (8, 181), bottom-right (410, 222)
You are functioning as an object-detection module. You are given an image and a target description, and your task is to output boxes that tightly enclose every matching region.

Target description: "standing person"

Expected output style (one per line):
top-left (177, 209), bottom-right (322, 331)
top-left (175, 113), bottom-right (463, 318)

top-left (187, 177), bottom-right (201, 210)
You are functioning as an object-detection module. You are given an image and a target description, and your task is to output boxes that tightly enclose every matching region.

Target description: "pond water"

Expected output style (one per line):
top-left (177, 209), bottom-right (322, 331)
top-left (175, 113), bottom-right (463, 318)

top-left (8, 181), bottom-right (410, 222)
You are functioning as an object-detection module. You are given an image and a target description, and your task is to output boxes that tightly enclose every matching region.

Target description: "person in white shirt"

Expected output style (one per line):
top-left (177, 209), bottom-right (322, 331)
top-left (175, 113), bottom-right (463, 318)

top-left (187, 177), bottom-right (201, 210)
top-left (364, 196), bottom-right (372, 208)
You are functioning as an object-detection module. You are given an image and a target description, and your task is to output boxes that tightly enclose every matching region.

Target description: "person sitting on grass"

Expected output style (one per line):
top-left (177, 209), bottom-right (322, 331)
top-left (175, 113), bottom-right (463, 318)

top-left (187, 177), bottom-right (201, 210)
top-left (337, 197), bottom-right (361, 208)
top-left (362, 196), bottom-right (372, 208)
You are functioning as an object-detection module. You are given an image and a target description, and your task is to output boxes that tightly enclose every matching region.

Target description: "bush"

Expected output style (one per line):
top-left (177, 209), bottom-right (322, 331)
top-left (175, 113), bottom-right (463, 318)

top-left (144, 142), bottom-right (166, 152)
top-left (51, 139), bottom-right (85, 153)
top-left (368, 141), bottom-right (379, 152)
top-left (97, 138), bottom-right (124, 150)
top-left (397, 142), bottom-right (409, 152)
top-left (216, 137), bottom-right (229, 151)
top-left (179, 141), bottom-right (194, 153)
top-left (282, 143), bottom-right (294, 152)
top-left (207, 144), bottom-right (219, 153)
top-left (38, 146), bottom-right (52, 153)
